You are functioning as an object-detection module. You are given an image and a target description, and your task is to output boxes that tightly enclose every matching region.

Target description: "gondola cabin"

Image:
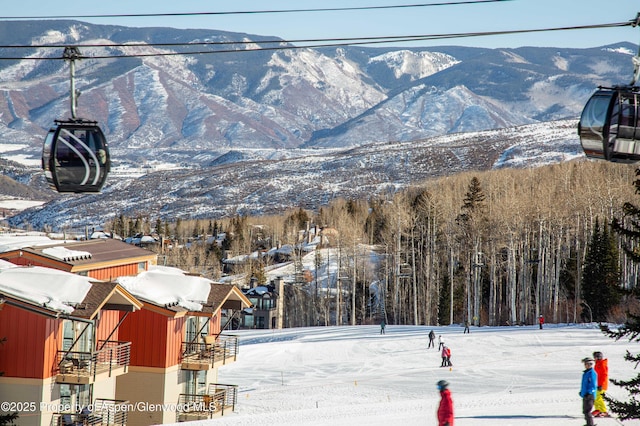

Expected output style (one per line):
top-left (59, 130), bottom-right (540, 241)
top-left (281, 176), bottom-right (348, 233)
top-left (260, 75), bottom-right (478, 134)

top-left (579, 86), bottom-right (640, 163)
top-left (42, 119), bottom-right (110, 193)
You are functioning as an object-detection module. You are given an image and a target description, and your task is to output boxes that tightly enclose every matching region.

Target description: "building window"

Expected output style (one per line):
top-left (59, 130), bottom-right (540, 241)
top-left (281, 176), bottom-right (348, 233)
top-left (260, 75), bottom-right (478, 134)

top-left (59, 384), bottom-right (91, 411)
top-left (138, 262), bottom-right (146, 272)
top-left (184, 370), bottom-right (207, 396)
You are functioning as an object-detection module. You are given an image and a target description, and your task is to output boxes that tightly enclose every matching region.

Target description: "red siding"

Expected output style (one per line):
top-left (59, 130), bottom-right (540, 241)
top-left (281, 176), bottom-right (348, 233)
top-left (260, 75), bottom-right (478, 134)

top-left (89, 264), bottom-right (140, 281)
top-left (0, 304), bottom-right (61, 379)
top-left (96, 310), bottom-right (121, 343)
top-left (210, 314), bottom-right (221, 335)
top-left (119, 309), bottom-right (184, 368)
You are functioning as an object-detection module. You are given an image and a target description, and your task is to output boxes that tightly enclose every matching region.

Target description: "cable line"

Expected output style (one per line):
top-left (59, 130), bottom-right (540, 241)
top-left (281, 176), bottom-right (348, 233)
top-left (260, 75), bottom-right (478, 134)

top-left (0, 20), bottom-right (633, 61)
top-left (0, 0), bottom-right (512, 20)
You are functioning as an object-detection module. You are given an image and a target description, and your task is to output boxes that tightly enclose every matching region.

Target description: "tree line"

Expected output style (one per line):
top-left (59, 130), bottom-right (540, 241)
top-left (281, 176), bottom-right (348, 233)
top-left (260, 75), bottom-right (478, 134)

top-left (106, 160), bottom-right (640, 327)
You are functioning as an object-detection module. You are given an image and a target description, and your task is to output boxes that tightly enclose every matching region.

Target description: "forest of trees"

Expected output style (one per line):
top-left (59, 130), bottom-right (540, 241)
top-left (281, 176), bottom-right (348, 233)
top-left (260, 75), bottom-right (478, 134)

top-left (105, 160), bottom-right (640, 328)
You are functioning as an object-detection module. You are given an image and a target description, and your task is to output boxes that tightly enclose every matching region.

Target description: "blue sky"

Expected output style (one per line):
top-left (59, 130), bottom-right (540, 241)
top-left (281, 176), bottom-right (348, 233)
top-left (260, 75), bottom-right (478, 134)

top-left (1, 0), bottom-right (639, 49)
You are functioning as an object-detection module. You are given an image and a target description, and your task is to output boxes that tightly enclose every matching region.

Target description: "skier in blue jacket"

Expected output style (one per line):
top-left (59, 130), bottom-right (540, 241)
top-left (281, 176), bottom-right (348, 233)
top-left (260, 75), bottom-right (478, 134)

top-left (580, 357), bottom-right (598, 426)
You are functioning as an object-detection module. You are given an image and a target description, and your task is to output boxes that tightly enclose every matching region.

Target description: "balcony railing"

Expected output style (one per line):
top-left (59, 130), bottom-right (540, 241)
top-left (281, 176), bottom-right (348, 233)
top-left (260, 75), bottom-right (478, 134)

top-left (181, 334), bottom-right (239, 370)
top-left (51, 399), bottom-right (129, 426)
top-left (175, 384), bottom-right (237, 422)
top-left (55, 341), bottom-right (131, 384)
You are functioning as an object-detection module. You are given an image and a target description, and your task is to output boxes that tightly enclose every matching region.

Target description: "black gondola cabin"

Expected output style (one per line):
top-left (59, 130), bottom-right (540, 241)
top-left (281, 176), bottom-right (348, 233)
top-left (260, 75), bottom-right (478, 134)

top-left (579, 86), bottom-right (640, 163)
top-left (42, 119), bottom-right (110, 193)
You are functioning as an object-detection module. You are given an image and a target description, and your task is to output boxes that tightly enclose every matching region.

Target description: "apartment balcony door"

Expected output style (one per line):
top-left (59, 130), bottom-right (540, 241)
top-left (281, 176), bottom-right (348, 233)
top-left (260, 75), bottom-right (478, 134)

top-left (59, 384), bottom-right (92, 411)
top-left (63, 319), bottom-right (94, 352)
top-left (185, 316), bottom-right (210, 345)
top-left (184, 370), bottom-right (207, 396)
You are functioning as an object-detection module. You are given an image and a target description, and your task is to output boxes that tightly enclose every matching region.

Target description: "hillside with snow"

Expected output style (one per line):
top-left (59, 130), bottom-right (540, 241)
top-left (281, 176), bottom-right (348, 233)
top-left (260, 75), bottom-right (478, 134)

top-left (5, 119), bottom-right (582, 231)
top-left (0, 21), bottom-right (636, 229)
top-left (167, 325), bottom-right (640, 426)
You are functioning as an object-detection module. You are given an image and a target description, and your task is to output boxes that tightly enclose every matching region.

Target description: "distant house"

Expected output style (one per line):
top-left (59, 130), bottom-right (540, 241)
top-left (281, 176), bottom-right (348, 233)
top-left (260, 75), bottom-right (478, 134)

top-left (240, 278), bottom-right (284, 329)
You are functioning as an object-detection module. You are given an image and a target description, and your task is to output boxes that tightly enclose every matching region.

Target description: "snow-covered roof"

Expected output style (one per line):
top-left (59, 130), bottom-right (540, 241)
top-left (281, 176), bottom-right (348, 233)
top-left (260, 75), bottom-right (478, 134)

top-left (42, 246), bottom-right (92, 262)
top-left (0, 266), bottom-right (93, 314)
top-left (0, 235), bottom-right (54, 253)
top-left (116, 265), bottom-right (212, 311)
top-left (245, 285), bottom-right (272, 296)
top-left (124, 235), bottom-right (157, 245)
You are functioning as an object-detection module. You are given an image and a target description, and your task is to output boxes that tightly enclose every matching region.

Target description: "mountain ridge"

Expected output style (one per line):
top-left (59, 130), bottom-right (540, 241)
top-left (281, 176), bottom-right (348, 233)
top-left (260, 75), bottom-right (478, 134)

top-left (0, 21), bottom-right (635, 229)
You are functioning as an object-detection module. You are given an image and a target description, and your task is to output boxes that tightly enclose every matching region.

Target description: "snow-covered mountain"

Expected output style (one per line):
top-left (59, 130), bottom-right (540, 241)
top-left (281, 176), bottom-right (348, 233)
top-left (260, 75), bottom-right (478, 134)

top-left (6, 119), bottom-right (581, 230)
top-left (0, 21), bottom-right (636, 229)
top-left (0, 20), bottom-right (635, 165)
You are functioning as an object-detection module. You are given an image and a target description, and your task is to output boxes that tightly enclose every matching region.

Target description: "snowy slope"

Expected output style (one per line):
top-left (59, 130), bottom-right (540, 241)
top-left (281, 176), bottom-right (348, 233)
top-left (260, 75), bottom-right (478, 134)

top-left (167, 325), bottom-right (640, 426)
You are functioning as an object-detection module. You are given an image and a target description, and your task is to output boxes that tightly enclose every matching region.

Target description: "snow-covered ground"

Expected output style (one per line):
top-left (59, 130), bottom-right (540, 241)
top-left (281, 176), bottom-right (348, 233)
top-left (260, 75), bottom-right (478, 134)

top-left (172, 324), bottom-right (640, 426)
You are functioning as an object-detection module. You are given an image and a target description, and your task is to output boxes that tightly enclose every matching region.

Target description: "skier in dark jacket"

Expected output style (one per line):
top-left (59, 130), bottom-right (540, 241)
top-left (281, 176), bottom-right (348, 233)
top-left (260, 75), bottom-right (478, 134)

top-left (580, 357), bottom-right (598, 426)
top-left (437, 379), bottom-right (454, 426)
top-left (428, 330), bottom-right (436, 348)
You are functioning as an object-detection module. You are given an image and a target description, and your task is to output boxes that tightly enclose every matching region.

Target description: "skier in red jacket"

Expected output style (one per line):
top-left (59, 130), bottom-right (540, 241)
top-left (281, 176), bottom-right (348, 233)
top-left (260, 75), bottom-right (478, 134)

top-left (538, 315), bottom-right (544, 329)
top-left (592, 351), bottom-right (609, 417)
top-left (437, 380), bottom-right (454, 426)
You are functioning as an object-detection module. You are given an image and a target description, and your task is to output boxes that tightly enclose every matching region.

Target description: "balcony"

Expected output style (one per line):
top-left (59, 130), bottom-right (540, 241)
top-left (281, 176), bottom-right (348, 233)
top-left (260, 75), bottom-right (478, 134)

top-left (181, 334), bottom-right (239, 371)
top-left (51, 398), bottom-right (129, 425)
top-left (55, 341), bottom-right (131, 385)
top-left (175, 384), bottom-right (237, 422)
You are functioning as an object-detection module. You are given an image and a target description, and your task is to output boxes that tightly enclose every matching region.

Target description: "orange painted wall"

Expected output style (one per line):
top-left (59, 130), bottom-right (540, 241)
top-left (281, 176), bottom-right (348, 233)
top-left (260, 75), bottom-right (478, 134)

top-left (89, 264), bottom-right (141, 281)
top-left (96, 310), bottom-right (121, 343)
top-left (0, 304), bottom-right (61, 379)
top-left (119, 309), bottom-right (185, 368)
top-left (210, 314), bottom-right (221, 335)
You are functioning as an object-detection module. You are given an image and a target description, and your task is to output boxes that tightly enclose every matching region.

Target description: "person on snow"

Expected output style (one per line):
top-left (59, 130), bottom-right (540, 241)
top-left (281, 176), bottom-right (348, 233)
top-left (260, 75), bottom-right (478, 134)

top-left (592, 351), bottom-right (610, 417)
top-left (538, 314), bottom-right (544, 329)
top-left (580, 357), bottom-right (598, 426)
top-left (441, 345), bottom-right (448, 367)
top-left (463, 320), bottom-right (470, 334)
top-left (441, 346), bottom-right (452, 367)
top-left (437, 379), bottom-right (454, 426)
top-left (438, 335), bottom-right (445, 350)
top-left (428, 330), bottom-right (436, 348)
top-left (380, 319), bottom-right (386, 335)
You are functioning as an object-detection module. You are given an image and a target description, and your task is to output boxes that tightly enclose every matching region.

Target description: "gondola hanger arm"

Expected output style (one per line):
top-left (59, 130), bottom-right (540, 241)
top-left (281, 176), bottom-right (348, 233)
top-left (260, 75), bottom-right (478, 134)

top-left (632, 12), bottom-right (640, 86)
top-left (62, 46), bottom-right (83, 120)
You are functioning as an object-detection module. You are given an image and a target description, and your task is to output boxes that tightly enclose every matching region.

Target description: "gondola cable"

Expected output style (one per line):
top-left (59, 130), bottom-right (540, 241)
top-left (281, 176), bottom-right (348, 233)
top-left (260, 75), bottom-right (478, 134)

top-left (0, 20), bottom-right (635, 61)
top-left (0, 0), bottom-right (513, 20)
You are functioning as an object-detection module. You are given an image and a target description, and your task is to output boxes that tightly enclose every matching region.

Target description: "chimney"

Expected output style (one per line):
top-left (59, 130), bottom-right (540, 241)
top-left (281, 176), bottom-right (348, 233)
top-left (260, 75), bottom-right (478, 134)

top-left (276, 277), bottom-right (284, 329)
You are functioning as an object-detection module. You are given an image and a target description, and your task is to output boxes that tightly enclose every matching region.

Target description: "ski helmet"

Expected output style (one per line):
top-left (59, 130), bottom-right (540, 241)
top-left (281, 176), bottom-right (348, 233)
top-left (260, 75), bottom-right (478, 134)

top-left (437, 380), bottom-right (449, 390)
top-left (593, 351), bottom-right (603, 359)
top-left (582, 357), bottom-right (594, 364)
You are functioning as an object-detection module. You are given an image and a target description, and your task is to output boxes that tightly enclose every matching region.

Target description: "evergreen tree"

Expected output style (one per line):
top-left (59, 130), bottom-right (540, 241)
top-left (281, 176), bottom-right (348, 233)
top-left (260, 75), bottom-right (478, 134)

top-left (601, 318), bottom-right (640, 420)
top-left (602, 171), bottom-right (640, 420)
top-left (582, 218), bottom-right (621, 322)
top-left (456, 176), bottom-right (486, 227)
